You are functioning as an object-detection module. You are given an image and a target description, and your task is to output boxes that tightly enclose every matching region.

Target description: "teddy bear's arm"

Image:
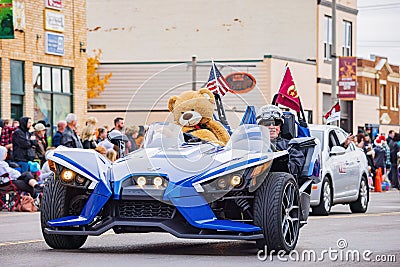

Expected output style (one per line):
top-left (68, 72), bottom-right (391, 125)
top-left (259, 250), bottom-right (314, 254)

top-left (205, 120), bottom-right (231, 145)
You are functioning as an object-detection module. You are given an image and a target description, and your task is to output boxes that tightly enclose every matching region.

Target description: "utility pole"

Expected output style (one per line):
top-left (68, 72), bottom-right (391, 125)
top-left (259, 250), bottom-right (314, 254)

top-left (331, 0), bottom-right (337, 107)
top-left (331, 0), bottom-right (338, 126)
top-left (192, 55), bottom-right (197, 91)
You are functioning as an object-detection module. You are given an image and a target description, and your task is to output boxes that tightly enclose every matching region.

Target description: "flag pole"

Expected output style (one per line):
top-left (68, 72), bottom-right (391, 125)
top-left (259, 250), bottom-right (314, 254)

top-left (211, 59), bottom-right (220, 95)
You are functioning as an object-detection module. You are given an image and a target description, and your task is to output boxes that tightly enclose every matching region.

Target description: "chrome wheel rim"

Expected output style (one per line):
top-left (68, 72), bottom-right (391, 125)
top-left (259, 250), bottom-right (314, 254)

top-left (281, 181), bottom-right (300, 247)
top-left (323, 181), bottom-right (331, 212)
top-left (360, 179), bottom-right (368, 209)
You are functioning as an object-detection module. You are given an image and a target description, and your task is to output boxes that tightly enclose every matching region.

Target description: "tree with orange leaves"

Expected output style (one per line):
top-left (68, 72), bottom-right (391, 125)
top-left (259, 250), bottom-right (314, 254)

top-left (87, 49), bottom-right (112, 99)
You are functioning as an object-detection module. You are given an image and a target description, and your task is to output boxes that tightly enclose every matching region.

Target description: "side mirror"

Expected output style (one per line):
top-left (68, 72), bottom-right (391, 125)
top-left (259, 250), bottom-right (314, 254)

top-left (329, 146), bottom-right (346, 156)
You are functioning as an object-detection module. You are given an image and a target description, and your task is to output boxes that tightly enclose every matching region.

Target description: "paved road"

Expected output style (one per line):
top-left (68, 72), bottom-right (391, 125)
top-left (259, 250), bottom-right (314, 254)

top-left (1, 190), bottom-right (399, 266)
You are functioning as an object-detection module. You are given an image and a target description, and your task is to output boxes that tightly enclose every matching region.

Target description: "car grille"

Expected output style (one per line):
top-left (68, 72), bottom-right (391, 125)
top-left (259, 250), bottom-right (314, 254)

top-left (118, 200), bottom-right (175, 219)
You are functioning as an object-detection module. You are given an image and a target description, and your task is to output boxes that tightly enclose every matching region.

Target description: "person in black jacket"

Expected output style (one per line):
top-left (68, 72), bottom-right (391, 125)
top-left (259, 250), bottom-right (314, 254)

top-left (12, 117), bottom-right (38, 172)
top-left (389, 133), bottom-right (400, 189)
top-left (257, 105), bottom-right (305, 179)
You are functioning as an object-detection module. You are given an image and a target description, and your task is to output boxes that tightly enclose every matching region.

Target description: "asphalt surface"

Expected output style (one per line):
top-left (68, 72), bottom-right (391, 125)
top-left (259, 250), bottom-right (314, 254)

top-left (0, 189), bottom-right (399, 266)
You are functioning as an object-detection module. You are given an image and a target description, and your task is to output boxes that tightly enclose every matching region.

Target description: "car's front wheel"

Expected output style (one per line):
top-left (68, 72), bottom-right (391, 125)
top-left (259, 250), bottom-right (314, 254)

top-left (349, 176), bottom-right (369, 213)
top-left (41, 174), bottom-right (88, 249)
top-left (312, 177), bottom-right (332, 216)
top-left (254, 172), bottom-right (300, 253)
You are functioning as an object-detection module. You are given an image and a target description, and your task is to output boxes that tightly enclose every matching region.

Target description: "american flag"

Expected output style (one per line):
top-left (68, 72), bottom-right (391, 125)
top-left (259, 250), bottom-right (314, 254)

top-left (206, 63), bottom-right (231, 97)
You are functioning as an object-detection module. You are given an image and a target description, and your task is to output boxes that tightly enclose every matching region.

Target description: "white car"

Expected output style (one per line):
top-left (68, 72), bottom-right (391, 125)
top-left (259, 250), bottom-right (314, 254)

top-left (309, 124), bottom-right (369, 215)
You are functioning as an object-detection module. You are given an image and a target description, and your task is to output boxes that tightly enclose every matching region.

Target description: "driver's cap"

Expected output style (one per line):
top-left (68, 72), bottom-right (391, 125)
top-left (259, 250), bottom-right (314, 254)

top-left (256, 105), bottom-right (284, 125)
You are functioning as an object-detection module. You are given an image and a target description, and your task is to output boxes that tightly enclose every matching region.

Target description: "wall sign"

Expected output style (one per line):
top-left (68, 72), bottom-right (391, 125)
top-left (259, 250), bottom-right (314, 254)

top-left (45, 0), bottom-right (62, 10)
top-left (45, 32), bottom-right (64, 56)
top-left (338, 56), bottom-right (357, 100)
top-left (225, 72), bottom-right (257, 94)
top-left (45, 9), bottom-right (64, 32)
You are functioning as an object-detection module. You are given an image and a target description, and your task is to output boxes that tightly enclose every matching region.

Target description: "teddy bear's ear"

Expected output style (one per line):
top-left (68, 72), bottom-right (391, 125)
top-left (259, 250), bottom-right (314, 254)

top-left (198, 88), bottom-right (215, 104)
top-left (168, 96), bottom-right (178, 112)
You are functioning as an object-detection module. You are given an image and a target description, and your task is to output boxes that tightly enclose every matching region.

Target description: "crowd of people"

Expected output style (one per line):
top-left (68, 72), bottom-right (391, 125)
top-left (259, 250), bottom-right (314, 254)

top-left (350, 130), bottom-right (400, 190)
top-left (0, 114), bottom-right (146, 210)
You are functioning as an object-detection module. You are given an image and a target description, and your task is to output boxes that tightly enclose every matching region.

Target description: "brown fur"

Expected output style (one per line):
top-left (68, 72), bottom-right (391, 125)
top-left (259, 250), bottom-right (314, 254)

top-left (168, 89), bottom-right (230, 146)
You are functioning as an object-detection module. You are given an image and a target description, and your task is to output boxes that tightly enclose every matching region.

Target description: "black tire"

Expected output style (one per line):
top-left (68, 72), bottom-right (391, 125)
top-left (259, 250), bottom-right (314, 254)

top-left (349, 176), bottom-right (369, 213)
top-left (311, 177), bottom-right (332, 216)
top-left (40, 174), bottom-right (88, 249)
top-left (254, 172), bottom-right (300, 253)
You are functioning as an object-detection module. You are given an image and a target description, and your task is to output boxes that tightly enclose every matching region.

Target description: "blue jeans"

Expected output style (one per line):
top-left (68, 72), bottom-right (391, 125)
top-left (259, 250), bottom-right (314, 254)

top-left (17, 161), bottom-right (29, 173)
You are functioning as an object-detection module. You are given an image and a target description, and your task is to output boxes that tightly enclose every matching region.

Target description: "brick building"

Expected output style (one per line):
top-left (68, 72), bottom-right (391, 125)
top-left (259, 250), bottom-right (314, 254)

top-left (357, 56), bottom-right (400, 134)
top-left (0, 0), bottom-right (87, 135)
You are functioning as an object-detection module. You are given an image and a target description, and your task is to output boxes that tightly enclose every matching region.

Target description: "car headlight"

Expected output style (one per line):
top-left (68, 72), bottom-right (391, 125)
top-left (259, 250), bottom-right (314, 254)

top-left (132, 175), bottom-right (168, 189)
top-left (200, 171), bottom-right (244, 193)
top-left (60, 169), bottom-right (76, 183)
top-left (59, 168), bottom-right (90, 188)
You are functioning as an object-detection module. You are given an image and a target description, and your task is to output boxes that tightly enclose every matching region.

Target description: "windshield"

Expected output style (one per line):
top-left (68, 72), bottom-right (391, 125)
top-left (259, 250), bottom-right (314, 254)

top-left (142, 122), bottom-right (185, 149)
top-left (227, 124), bottom-right (271, 153)
top-left (310, 129), bottom-right (324, 148)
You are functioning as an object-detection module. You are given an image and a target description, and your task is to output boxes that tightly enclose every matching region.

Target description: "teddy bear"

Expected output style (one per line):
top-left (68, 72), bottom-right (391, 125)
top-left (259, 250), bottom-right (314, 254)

top-left (168, 88), bottom-right (230, 146)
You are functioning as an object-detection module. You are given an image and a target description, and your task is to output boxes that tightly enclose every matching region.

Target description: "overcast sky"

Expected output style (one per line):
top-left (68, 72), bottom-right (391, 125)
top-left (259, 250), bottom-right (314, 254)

top-left (357, 0), bottom-right (400, 65)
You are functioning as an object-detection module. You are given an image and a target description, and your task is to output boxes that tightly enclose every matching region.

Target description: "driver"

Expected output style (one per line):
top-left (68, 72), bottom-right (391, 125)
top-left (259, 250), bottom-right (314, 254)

top-left (257, 105), bottom-right (305, 179)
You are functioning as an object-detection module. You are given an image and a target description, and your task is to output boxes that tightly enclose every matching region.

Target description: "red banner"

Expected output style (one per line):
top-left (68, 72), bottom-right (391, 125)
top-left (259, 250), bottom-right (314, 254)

top-left (338, 56), bottom-right (357, 100)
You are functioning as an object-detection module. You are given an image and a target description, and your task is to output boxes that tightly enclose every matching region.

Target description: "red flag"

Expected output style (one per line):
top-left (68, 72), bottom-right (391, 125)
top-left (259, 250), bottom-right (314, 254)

top-left (275, 66), bottom-right (301, 112)
top-left (324, 102), bottom-right (341, 124)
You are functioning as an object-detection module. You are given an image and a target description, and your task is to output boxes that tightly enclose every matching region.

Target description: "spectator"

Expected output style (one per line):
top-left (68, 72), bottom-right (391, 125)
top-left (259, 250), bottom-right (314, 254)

top-left (86, 116), bottom-right (98, 126)
top-left (125, 125), bottom-right (140, 152)
top-left (0, 147), bottom-right (42, 196)
top-left (61, 113), bottom-right (83, 148)
top-left (387, 130), bottom-right (395, 145)
top-left (389, 133), bottom-right (400, 189)
top-left (81, 124), bottom-right (97, 149)
top-left (380, 135), bottom-right (391, 175)
top-left (135, 125), bottom-right (147, 148)
top-left (36, 120), bottom-right (50, 147)
top-left (52, 120), bottom-right (67, 147)
top-left (374, 136), bottom-right (387, 181)
top-left (33, 123), bottom-right (48, 166)
top-left (12, 120), bottom-right (19, 128)
top-left (356, 133), bottom-right (365, 149)
top-left (106, 149), bottom-right (117, 162)
top-left (94, 145), bottom-right (107, 157)
top-left (0, 146), bottom-right (21, 181)
top-left (96, 127), bottom-right (107, 144)
top-left (112, 117), bottom-right (124, 132)
top-left (12, 117), bottom-right (38, 172)
top-left (0, 119), bottom-right (17, 161)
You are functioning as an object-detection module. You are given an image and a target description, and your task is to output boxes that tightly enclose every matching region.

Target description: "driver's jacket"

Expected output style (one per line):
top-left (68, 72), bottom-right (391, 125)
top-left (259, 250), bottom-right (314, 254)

top-left (274, 137), bottom-right (305, 179)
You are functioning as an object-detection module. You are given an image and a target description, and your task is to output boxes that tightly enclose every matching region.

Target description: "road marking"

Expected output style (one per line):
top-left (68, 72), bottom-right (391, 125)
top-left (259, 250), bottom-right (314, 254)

top-left (0, 239), bottom-right (44, 246)
top-left (310, 211), bottom-right (400, 220)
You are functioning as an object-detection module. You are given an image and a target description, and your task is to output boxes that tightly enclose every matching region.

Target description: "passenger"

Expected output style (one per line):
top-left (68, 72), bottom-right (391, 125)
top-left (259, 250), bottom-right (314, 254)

top-left (257, 105), bottom-right (305, 179)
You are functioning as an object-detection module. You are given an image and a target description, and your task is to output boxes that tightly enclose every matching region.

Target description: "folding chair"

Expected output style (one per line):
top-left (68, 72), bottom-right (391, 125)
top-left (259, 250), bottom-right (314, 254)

top-left (0, 173), bottom-right (20, 211)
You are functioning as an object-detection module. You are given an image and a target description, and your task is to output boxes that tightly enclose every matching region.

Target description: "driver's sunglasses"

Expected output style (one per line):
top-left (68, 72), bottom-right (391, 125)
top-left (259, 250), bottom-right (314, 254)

top-left (259, 119), bottom-right (282, 127)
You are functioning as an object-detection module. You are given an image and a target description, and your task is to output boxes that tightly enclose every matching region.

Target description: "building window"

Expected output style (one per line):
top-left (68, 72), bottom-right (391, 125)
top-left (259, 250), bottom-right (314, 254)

top-left (324, 16), bottom-right (332, 60)
top-left (364, 80), bottom-right (372, 95)
top-left (10, 60), bottom-right (25, 120)
top-left (390, 85), bottom-right (399, 110)
top-left (380, 84), bottom-right (387, 107)
top-left (342, 20), bottom-right (352, 56)
top-left (33, 64), bottom-right (73, 135)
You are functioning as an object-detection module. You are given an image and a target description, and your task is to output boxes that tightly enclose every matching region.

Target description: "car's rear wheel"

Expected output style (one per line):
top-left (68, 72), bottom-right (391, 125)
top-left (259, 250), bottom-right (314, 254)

top-left (41, 174), bottom-right (88, 249)
top-left (254, 172), bottom-right (300, 253)
top-left (312, 177), bottom-right (331, 216)
top-left (349, 176), bottom-right (369, 213)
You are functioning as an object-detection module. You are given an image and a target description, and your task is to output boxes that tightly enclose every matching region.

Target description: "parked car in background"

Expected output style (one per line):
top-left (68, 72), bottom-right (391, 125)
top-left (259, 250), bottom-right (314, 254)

top-left (309, 124), bottom-right (369, 215)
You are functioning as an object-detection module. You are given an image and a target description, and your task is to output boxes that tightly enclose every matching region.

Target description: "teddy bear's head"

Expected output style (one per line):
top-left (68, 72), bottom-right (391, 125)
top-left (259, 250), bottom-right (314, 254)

top-left (168, 88), bottom-right (215, 127)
